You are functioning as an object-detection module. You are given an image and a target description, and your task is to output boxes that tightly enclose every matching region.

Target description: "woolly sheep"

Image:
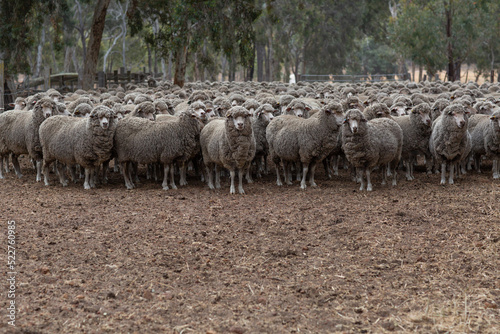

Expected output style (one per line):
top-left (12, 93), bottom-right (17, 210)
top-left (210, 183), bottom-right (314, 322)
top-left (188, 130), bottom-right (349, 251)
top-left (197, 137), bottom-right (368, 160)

top-left (0, 97), bottom-right (57, 180)
top-left (283, 98), bottom-right (310, 118)
top-left (266, 102), bottom-right (343, 189)
top-left (128, 101), bottom-right (157, 121)
top-left (393, 103), bottom-right (433, 180)
top-left (67, 97), bottom-right (94, 115)
top-left (467, 110), bottom-right (500, 179)
top-left (431, 98), bottom-right (450, 122)
top-left (72, 103), bottom-right (92, 117)
top-left (39, 106), bottom-right (117, 189)
top-left (114, 107), bottom-right (204, 190)
top-left (249, 103), bottom-right (275, 178)
top-left (242, 98), bottom-right (260, 116)
top-left (8, 97), bottom-right (26, 111)
top-left (429, 104), bottom-right (471, 185)
top-left (228, 93), bottom-right (246, 106)
top-left (341, 109), bottom-right (403, 191)
top-left (200, 106), bottom-right (256, 194)
top-left (363, 102), bottom-right (392, 120)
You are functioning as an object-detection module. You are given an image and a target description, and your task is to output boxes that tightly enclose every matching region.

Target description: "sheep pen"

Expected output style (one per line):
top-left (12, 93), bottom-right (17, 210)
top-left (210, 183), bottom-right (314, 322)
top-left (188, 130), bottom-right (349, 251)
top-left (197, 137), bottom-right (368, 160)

top-left (1, 82), bottom-right (499, 334)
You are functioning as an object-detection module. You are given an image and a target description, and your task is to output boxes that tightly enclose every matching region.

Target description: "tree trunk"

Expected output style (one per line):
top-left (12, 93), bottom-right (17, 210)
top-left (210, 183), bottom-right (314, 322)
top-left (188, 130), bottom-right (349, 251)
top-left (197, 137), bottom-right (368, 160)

top-left (64, 47), bottom-right (72, 72)
top-left (34, 25), bottom-right (46, 78)
top-left (267, 27), bottom-right (274, 81)
top-left (411, 61), bottom-right (415, 82)
top-left (121, 0), bottom-right (129, 69)
top-left (82, 0), bottom-right (112, 90)
top-left (256, 43), bottom-right (264, 82)
top-left (147, 43), bottom-right (152, 74)
top-left (168, 52), bottom-right (173, 81)
top-left (245, 44), bottom-right (255, 82)
top-left (445, 2), bottom-right (455, 82)
top-left (173, 45), bottom-right (188, 87)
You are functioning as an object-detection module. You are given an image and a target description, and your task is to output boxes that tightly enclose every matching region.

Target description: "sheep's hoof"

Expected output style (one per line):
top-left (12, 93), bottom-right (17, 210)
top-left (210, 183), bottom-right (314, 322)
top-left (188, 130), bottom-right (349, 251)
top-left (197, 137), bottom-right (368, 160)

top-left (17, 173), bottom-right (24, 179)
top-left (440, 179), bottom-right (446, 185)
top-left (170, 184), bottom-right (178, 190)
top-left (448, 179), bottom-right (454, 185)
top-left (285, 181), bottom-right (293, 186)
top-left (310, 182), bottom-right (317, 187)
top-left (180, 180), bottom-right (187, 186)
top-left (215, 183), bottom-right (221, 189)
top-left (84, 184), bottom-right (91, 190)
top-left (392, 180), bottom-right (397, 186)
top-left (239, 187), bottom-right (245, 194)
top-left (247, 178), bottom-right (254, 184)
top-left (493, 173), bottom-right (499, 179)
top-left (61, 182), bottom-right (68, 187)
top-left (230, 185), bottom-right (236, 194)
top-left (366, 185), bottom-right (373, 191)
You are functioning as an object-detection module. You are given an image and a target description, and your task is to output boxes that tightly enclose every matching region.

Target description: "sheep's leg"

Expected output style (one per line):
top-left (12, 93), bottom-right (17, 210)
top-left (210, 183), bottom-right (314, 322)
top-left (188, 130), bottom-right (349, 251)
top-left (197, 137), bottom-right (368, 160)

top-left (439, 162), bottom-right (447, 185)
top-left (83, 168), bottom-right (92, 190)
top-left (448, 163), bottom-right (455, 185)
top-left (113, 157), bottom-right (120, 173)
top-left (229, 169), bottom-right (236, 194)
top-left (214, 164), bottom-right (221, 189)
top-left (366, 168), bottom-right (373, 192)
top-left (0, 156), bottom-right (4, 179)
top-left (295, 162), bottom-right (302, 181)
top-left (69, 165), bottom-right (78, 183)
top-left (286, 162), bottom-right (293, 185)
top-left (493, 159), bottom-right (499, 179)
top-left (178, 163), bottom-right (186, 186)
top-left (102, 161), bottom-right (109, 185)
top-left (425, 154), bottom-right (433, 175)
top-left (245, 164), bottom-right (253, 184)
top-left (35, 159), bottom-right (42, 182)
top-left (357, 168), bottom-right (365, 191)
top-left (3, 155), bottom-right (10, 173)
top-left (122, 162), bottom-right (135, 190)
top-left (275, 163), bottom-right (283, 186)
top-left (11, 155), bottom-right (23, 178)
top-left (300, 163), bottom-right (309, 190)
top-left (323, 158), bottom-right (332, 180)
top-left (332, 155), bottom-right (339, 176)
top-left (170, 164), bottom-right (177, 189)
top-left (309, 162), bottom-right (318, 187)
top-left (238, 168), bottom-right (245, 194)
top-left (391, 161), bottom-right (398, 186)
top-left (206, 164), bottom-right (214, 190)
top-left (132, 162), bottom-right (140, 183)
top-left (161, 164), bottom-right (170, 190)
top-left (56, 162), bottom-right (68, 187)
top-left (42, 161), bottom-right (51, 186)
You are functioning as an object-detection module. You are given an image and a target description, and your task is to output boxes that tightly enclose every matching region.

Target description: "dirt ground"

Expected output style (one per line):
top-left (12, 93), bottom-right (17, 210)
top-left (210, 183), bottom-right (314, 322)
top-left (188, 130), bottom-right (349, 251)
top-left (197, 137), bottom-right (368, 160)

top-left (1, 157), bottom-right (499, 334)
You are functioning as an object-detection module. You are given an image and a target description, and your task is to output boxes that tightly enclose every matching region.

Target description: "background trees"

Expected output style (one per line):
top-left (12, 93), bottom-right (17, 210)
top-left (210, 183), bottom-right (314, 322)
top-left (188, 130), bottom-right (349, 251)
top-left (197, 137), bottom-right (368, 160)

top-left (0, 0), bottom-right (499, 89)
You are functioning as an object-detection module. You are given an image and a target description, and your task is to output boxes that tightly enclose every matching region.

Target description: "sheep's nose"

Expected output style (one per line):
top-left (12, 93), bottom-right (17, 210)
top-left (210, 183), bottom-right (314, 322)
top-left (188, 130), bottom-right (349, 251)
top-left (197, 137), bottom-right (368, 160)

top-left (352, 126), bottom-right (358, 133)
top-left (459, 120), bottom-right (465, 128)
top-left (298, 114), bottom-right (303, 118)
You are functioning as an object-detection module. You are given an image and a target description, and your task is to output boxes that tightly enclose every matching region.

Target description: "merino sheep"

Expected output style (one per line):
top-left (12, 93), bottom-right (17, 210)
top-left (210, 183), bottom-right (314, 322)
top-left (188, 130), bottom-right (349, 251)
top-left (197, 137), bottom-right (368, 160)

top-left (429, 104), bottom-right (471, 185)
top-left (341, 109), bottom-right (403, 191)
top-left (72, 103), bottom-right (92, 117)
top-left (67, 97), bottom-right (94, 115)
top-left (242, 98), bottom-right (260, 116)
top-left (0, 97), bottom-right (57, 180)
top-left (8, 97), bottom-right (26, 111)
top-left (114, 107), bottom-right (204, 190)
top-left (249, 103), bottom-right (275, 178)
top-left (283, 98), bottom-right (311, 118)
top-left (200, 106), bottom-right (256, 194)
top-left (39, 106), bottom-right (117, 189)
top-left (266, 102), bottom-right (343, 189)
top-left (128, 101), bottom-right (157, 121)
top-left (393, 103), bottom-right (433, 180)
top-left (363, 102), bottom-right (392, 120)
top-left (467, 110), bottom-right (500, 179)
top-left (431, 98), bottom-right (450, 122)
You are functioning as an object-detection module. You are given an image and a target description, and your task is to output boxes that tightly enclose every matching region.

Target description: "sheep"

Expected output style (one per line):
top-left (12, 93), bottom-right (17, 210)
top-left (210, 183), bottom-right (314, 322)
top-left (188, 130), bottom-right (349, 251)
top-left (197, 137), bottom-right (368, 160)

top-left (242, 98), bottom-right (260, 116)
top-left (429, 104), bottom-right (471, 185)
top-left (283, 98), bottom-right (310, 118)
top-left (228, 93), bottom-right (246, 106)
top-left (431, 98), bottom-right (450, 122)
top-left (363, 102), bottom-right (392, 120)
top-left (8, 97), bottom-right (26, 111)
top-left (67, 97), bottom-right (94, 115)
top-left (114, 107), bottom-right (204, 190)
top-left (213, 97), bottom-right (232, 117)
top-left (248, 103), bottom-right (275, 178)
top-left (341, 109), bottom-right (403, 191)
top-left (278, 94), bottom-right (295, 113)
top-left (467, 110), bottom-right (500, 179)
top-left (473, 100), bottom-right (497, 115)
top-left (72, 103), bottom-right (92, 117)
top-left (39, 106), bottom-right (117, 189)
top-left (393, 103), bottom-right (433, 180)
top-left (266, 102), bottom-right (343, 189)
top-left (200, 106), bottom-right (256, 194)
top-left (128, 101), bottom-right (156, 121)
top-left (0, 97), bottom-right (57, 180)
top-left (389, 102), bottom-right (410, 117)
top-left (342, 95), bottom-right (364, 113)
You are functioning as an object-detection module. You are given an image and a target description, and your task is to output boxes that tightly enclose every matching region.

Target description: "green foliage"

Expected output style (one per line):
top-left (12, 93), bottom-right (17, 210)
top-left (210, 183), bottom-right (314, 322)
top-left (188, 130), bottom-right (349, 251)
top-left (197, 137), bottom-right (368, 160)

top-left (346, 37), bottom-right (398, 75)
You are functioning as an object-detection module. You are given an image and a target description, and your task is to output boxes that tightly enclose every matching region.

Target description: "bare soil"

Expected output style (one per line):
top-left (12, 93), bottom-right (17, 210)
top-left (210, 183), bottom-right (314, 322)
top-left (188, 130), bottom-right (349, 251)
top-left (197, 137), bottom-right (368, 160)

top-left (1, 157), bottom-right (499, 334)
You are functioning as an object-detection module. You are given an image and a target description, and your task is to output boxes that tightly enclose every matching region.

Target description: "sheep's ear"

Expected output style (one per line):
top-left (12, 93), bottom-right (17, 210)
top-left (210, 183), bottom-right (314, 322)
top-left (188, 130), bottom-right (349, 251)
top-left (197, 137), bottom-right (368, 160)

top-left (411, 108), bottom-right (418, 114)
top-left (305, 106), bottom-right (311, 111)
top-left (286, 106), bottom-right (292, 112)
top-left (325, 109), bottom-right (332, 114)
top-left (187, 100), bottom-right (192, 105)
top-left (343, 118), bottom-right (349, 124)
top-left (447, 109), bottom-right (454, 115)
top-left (360, 118), bottom-right (367, 122)
top-left (490, 115), bottom-right (497, 120)
top-left (8, 103), bottom-right (15, 107)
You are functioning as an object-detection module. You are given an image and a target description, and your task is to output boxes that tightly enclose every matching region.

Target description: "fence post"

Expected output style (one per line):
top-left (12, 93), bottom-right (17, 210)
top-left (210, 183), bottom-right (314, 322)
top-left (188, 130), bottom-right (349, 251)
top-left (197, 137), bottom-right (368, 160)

top-left (114, 70), bottom-right (118, 85)
top-left (491, 70), bottom-right (495, 83)
top-left (0, 60), bottom-right (4, 113)
top-left (43, 67), bottom-right (50, 91)
top-left (98, 71), bottom-right (106, 88)
top-left (127, 70), bottom-right (131, 84)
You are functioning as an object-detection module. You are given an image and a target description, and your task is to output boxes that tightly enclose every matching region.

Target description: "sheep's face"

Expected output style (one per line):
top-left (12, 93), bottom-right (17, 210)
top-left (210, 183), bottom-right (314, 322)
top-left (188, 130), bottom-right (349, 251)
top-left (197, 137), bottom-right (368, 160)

top-left (50, 94), bottom-right (61, 103)
top-left (257, 109), bottom-right (274, 123)
top-left (10, 99), bottom-right (26, 110)
top-left (343, 110), bottom-right (365, 134)
top-left (99, 115), bottom-right (110, 129)
top-left (41, 105), bottom-right (54, 119)
top-left (115, 111), bottom-right (125, 120)
top-left (193, 107), bottom-right (206, 121)
top-left (126, 99), bottom-right (134, 104)
top-left (205, 108), bottom-right (216, 120)
top-left (447, 108), bottom-right (467, 129)
top-left (391, 105), bottom-right (408, 117)
top-left (231, 115), bottom-right (248, 130)
top-left (490, 114), bottom-right (500, 130)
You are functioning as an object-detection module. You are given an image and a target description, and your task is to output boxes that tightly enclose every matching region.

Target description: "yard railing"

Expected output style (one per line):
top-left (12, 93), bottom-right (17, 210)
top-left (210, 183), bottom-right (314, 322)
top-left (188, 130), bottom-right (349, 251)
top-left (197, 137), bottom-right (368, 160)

top-left (299, 73), bottom-right (410, 83)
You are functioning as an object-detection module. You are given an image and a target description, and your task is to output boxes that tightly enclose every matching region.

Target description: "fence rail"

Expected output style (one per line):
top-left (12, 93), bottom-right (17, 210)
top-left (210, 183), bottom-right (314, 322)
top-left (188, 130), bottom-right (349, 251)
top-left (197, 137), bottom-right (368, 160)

top-left (299, 73), bottom-right (410, 83)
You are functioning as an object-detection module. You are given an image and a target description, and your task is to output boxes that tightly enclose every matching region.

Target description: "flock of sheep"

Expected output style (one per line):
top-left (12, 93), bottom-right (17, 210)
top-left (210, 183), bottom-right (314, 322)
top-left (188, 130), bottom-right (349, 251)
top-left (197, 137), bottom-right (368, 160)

top-left (0, 78), bottom-right (499, 193)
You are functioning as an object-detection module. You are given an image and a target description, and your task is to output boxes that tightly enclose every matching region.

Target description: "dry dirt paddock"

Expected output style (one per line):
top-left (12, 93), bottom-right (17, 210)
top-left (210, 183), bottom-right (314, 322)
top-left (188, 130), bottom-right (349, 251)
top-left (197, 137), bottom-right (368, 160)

top-left (0, 157), bottom-right (499, 334)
